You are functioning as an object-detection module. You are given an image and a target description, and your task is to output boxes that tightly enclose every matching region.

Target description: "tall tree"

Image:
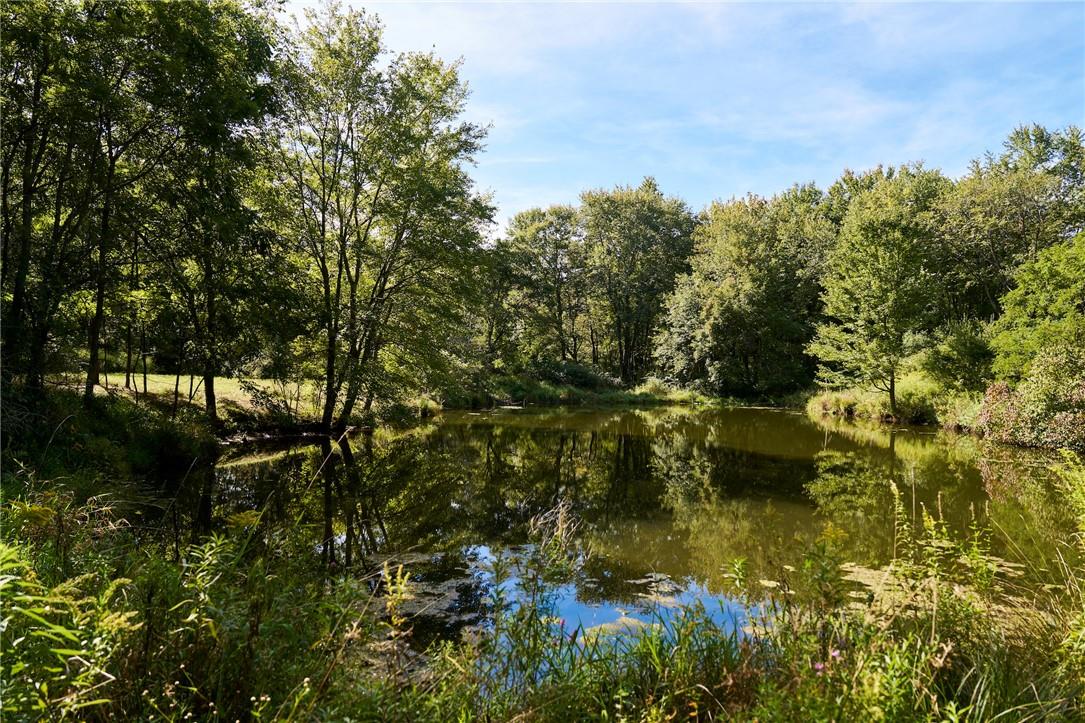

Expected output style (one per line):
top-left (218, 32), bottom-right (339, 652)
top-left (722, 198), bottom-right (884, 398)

top-left (272, 3), bottom-right (490, 432)
top-left (2, 0), bottom-right (100, 389)
top-left (581, 178), bottom-right (695, 384)
top-left (807, 165), bottom-right (949, 416)
top-left (504, 205), bottom-right (587, 363)
top-left (935, 124), bottom-right (1085, 321)
top-left (79, 1), bottom-right (190, 400)
top-left (145, 0), bottom-right (276, 423)
top-left (657, 185), bottom-right (834, 395)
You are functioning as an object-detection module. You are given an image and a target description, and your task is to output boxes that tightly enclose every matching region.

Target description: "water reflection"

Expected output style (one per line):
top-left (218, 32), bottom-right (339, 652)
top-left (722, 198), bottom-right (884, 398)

top-left (191, 407), bottom-right (1068, 642)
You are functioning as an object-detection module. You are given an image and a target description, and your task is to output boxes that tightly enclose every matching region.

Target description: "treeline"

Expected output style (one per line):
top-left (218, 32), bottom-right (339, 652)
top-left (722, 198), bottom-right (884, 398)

top-left (485, 130), bottom-right (1084, 447)
top-left (3, 1), bottom-right (1083, 443)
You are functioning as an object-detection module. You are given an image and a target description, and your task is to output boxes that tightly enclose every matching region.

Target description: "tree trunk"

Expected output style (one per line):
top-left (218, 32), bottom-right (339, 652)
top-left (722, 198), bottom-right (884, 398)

top-left (6, 65), bottom-right (46, 381)
top-left (140, 324), bottom-right (148, 395)
top-left (321, 329), bottom-right (338, 434)
top-left (85, 154), bottom-right (116, 402)
top-left (202, 264), bottom-right (218, 423)
top-left (203, 372), bottom-right (217, 424)
top-left (172, 371), bottom-right (181, 419)
top-left (888, 369), bottom-right (897, 420)
top-left (26, 324), bottom-right (48, 391)
top-left (124, 324), bottom-right (133, 390)
top-left (125, 239), bottom-right (139, 389)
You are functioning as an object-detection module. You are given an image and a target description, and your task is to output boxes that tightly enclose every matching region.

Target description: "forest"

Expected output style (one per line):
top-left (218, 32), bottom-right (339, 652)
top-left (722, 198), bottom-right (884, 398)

top-left (3, 0), bottom-right (1083, 446)
top-left (3, 1), bottom-right (1085, 721)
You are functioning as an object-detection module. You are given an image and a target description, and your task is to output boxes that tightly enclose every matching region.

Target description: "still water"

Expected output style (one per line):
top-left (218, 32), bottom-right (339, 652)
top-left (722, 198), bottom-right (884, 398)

top-left (207, 406), bottom-right (1067, 641)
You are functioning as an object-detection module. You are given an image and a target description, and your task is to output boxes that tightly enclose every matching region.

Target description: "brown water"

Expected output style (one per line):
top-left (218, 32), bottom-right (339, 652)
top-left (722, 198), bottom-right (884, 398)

top-left (207, 406), bottom-right (1068, 639)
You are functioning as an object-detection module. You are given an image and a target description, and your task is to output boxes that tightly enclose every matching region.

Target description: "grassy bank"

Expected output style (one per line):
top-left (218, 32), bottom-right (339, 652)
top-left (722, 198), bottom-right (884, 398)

top-left (442, 375), bottom-right (714, 409)
top-left (804, 372), bottom-right (972, 427)
top-left (58, 372), bottom-right (324, 418)
top-left (805, 366), bottom-right (1085, 453)
top-left (65, 371), bottom-right (717, 428)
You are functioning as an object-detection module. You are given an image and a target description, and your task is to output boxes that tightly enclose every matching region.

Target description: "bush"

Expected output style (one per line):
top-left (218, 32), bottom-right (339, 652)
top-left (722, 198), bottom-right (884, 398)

top-left (1, 386), bottom-right (216, 492)
top-left (805, 373), bottom-right (940, 425)
top-left (528, 360), bottom-right (617, 391)
top-left (979, 339), bottom-right (1085, 451)
top-left (632, 376), bottom-right (673, 397)
top-left (922, 320), bottom-right (994, 393)
top-left (934, 391), bottom-right (984, 431)
top-left (990, 233), bottom-right (1085, 381)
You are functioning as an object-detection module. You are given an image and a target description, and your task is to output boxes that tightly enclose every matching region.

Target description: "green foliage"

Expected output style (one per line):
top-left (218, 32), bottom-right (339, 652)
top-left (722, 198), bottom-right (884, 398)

top-left (5, 0), bottom-right (1085, 716)
top-left (0, 543), bottom-right (141, 719)
top-left (990, 232), bottom-right (1085, 381)
top-left (0, 476), bottom-right (382, 721)
top-left (503, 206), bottom-right (590, 364)
top-left (267, 2), bottom-right (492, 431)
top-left (935, 126), bottom-right (1085, 320)
top-left (979, 339), bottom-right (1085, 451)
top-left (922, 321), bottom-right (994, 393)
top-left (806, 371), bottom-right (943, 425)
top-left (581, 178), bottom-right (697, 384)
top-left (656, 185), bottom-right (834, 396)
top-left (808, 165), bottom-right (950, 416)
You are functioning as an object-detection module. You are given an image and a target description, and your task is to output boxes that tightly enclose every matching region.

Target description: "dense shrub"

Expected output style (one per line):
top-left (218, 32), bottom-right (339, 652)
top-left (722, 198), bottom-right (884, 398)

top-left (805, 372), bottom-right (941, 425)
top-left (528, 360), bottom-right (618, 391)
top-left (979, 340), bottom-right (1085, 451)
top-left (990, 233), bottom-right (1085, 381)
top-left (922, 320), bottom-right (994, 393)
top-left (1, 386), bottom-right (216, 491)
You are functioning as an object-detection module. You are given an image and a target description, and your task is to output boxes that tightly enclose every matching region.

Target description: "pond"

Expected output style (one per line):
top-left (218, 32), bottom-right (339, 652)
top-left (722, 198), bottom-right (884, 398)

top-left (199, 406), bottom-right (1068, 644)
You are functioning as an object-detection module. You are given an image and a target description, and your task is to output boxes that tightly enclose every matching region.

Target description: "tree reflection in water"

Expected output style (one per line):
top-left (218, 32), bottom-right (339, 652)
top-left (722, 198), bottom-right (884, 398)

top-left (183, 407), bottom-right (1068, 644)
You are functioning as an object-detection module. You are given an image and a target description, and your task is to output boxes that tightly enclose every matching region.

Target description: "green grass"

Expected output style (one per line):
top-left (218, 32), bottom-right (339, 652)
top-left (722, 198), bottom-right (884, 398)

top-left (444, 374), bottom-right (717, 409)
top-left (61, 372), bottom-right (318, 410)
top-left (805, 371), bottom-right (978, 427)
top-left (69, 372), bottom-right (714, 421)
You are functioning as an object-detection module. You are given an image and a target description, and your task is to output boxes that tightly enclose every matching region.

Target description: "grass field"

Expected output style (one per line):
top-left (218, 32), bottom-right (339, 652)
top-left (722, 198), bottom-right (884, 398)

top-left (57, 372), bottom-right (323, 416)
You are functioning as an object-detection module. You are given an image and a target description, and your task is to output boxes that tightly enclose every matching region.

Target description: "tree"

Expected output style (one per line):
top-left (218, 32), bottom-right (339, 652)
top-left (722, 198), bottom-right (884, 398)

top-left (822, 166), bottom-right (892, 229)
top-left (807, 165), bottom-right (949, 416)
top-left (990, 232), bottom-right (1085, 381)
top-left (2, 0), bottom-right (100, 389)
top-left (581, 178), bottom-right (695, 384)
top-left (145, 0), bottom-right (276, 423)
top-left (656, 185), bottom-right (833, 395)
top-left (271, 3), bottom-right (491, 432)
top-left (504, 205), bottom-right (588, 363)
top-left (935, 125), bottom-right (1084, 321)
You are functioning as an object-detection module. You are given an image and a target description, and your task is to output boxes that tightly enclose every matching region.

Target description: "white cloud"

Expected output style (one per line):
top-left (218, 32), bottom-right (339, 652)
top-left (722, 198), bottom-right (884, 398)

top-left (279, 0), bottom-right (1085, 222)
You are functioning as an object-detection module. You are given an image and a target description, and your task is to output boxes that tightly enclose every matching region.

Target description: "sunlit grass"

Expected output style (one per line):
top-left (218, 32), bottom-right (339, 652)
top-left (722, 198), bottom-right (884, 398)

top-left (55, 372), bottom-right (323, 415)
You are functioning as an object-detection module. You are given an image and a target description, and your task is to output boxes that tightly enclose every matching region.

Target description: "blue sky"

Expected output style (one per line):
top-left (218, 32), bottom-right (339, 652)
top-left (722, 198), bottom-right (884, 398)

top-left (284, 1), bottom-right (1085, 229)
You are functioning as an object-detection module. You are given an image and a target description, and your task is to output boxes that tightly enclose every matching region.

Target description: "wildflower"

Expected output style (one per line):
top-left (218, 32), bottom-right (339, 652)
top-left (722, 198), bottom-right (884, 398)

top-left (813, 662), bottom-right (825, 675)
